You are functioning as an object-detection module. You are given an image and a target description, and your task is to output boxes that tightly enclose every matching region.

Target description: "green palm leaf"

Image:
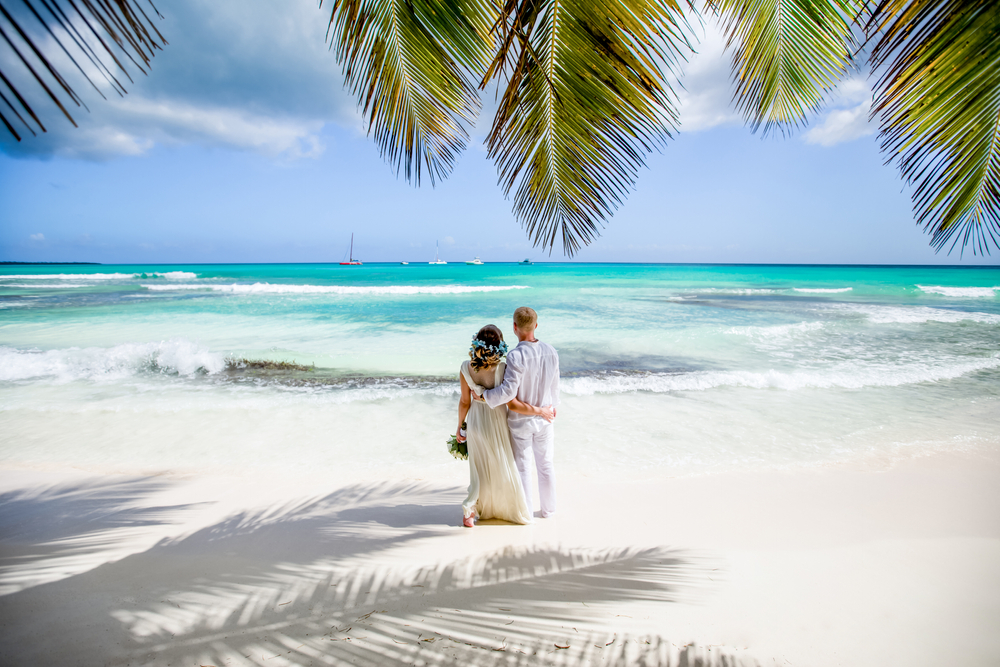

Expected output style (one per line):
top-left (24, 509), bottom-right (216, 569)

top-left (711, 0), bottom-right (861, 133)
top-left (0, 0), bottom-right (165, 141)
top-left (484, 0), bottom-right (693, 256)
top-left (867, 0), bottom-right (1000, 254)
top-left (322, 0), bottom-right (492, 186)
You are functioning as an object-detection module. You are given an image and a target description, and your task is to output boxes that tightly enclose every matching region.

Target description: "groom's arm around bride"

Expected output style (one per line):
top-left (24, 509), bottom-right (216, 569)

top-left (481, 307), bottom-right (560, 518)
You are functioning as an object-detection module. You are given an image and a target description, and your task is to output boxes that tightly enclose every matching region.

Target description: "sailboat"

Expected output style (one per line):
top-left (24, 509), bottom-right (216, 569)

top-left (339, 234), bottom-right (362, 265)
top-left (428, 241), bottom-right (447, 265)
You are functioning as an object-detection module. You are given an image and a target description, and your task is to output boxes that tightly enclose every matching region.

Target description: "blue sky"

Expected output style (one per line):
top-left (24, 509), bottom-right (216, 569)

top-left (1, 1), bottom-right (995, 265)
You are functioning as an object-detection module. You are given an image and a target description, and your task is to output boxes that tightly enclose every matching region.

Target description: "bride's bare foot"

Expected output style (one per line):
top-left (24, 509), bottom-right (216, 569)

top-left (463, 514), bottom-right (475, 528)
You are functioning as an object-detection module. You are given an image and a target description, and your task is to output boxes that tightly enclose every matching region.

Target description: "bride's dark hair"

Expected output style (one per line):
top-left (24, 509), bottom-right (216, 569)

top-left (469, 324), bottom-right (506, 371)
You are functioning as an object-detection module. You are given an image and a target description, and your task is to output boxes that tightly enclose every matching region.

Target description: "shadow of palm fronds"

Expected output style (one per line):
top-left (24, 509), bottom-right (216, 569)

top-left (0, 477), bottom-right (194, 594)
top-left (0, 479), bottom-right (760, 666)
top-left (125, 542), bottom-right (739, 666)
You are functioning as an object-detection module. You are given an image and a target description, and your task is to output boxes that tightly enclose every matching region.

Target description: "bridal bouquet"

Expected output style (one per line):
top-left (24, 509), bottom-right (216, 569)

top-left (448, 422), bottom-right (468, 460)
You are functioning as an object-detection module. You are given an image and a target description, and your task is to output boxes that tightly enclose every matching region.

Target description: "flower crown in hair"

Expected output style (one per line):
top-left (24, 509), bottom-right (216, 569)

top-left (470, 337), bottom-right (509, 357)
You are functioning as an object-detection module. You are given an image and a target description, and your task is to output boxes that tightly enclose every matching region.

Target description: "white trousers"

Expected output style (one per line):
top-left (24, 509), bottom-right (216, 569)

top-left (509, 424), bottom-right (555, 517)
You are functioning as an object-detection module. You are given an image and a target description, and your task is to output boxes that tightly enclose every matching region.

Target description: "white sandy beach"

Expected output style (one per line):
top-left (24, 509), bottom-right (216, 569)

top-left (1, 450), bottom-right (997, 667)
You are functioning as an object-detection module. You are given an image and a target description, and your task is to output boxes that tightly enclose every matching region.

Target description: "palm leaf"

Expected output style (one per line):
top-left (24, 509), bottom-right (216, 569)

top-left (710, 0), bottom-right (861, 133)
top-left (322, 0), bottom-right (492, 186)
top-left (0, 0), bottom-right (165, 141)
top-left (867, 0), bottom-right (1000, 254)
top-left (485, 0), bottom-right (693, 256)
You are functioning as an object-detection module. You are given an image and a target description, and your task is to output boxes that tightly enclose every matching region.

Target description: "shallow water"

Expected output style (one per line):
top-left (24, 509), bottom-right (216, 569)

top-left (1, 263), bottom-right (998, 480)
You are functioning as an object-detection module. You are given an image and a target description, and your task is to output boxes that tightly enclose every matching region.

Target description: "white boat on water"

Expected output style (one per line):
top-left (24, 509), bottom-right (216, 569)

top-left (429, 241), bottom-right (447, 265)
top-left (400, 261), bottom-right (409, 265)
top-left (518, 258), bottom-right (533, 265)
top-left (465, 257), bottom-right (483, 265)
top-left (339, 233), bottom-right (362, 265)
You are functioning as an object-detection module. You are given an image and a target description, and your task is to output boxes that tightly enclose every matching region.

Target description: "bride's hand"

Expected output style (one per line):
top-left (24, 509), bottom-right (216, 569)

top-left (538, 405), bottom-right (555, 422)
top-left (455, 428), bottom-right (466, 443)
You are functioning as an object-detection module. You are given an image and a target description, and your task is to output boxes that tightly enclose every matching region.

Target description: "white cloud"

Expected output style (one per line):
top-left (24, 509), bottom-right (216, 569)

top-left (676, 19), bottom-right (878, 147)
top-left (1, 1), bottom-right (879, 160)
top-left (804, 100), bottom-right (875, 147)
top-left (0, 0), bottom-right (359, 160)
top-left (804, 75), bottom-right (877, 147)
top-left (114, 98), bottom-right (324, 158)
top-left (442, 236), bottom-right (456, 245)
top-left (834, 77), bottom-right (872, 106)
top-left (675, 21), bottom-right (742, 133)
top-left (29, 233), bottom-right (45, 241)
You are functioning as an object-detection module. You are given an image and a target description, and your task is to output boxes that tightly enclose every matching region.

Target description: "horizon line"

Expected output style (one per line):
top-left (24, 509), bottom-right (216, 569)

top-left (2, 260), bottom-right (998, 269)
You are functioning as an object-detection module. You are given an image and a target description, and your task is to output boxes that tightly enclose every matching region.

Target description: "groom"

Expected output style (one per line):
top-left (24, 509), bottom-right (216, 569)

top-left (480, 306), bottom-right (560, 518)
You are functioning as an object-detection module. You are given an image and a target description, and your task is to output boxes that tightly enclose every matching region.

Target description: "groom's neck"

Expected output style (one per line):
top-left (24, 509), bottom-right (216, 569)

top-left (513, 322), bottom-right (538, 343)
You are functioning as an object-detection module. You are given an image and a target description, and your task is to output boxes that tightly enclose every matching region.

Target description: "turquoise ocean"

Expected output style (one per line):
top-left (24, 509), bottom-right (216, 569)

top-left (1, 263), bottom-right (998, 481)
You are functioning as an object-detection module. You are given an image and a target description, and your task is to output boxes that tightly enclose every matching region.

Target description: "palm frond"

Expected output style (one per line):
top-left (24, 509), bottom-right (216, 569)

top-left (711, 0), bottom-right (861, 133)
top-left (322, 0), bottom-right (492, 186)
top-left (867, 0), bottom-right (1000, 254)
top-left (0, 0), bottom-right (165, 141)
top-left (485, 0), bottom-right (693, 256)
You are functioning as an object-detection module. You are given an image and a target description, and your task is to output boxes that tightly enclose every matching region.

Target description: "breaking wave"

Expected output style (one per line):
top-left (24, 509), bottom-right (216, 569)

top-left (0, 341), bottom-right (226, 382)
top-left (833, 304), bottom-right (1000, 325)
top-left (687, 288), bottom-right (780, 295)
top-left (2, 273), bottom-right (138, 280)
top-left (561, 356), bottom-right (1000, 395)
top-left (793, 287), bottom-right (852, 293)
top-left (917, 285), bottom-right (1000, 298)
top-left (2, 272), bottom-right (197, 280)
top-left (0, 284), bottom-right (87, 288)
top-left (724, 321), bottom-right (824, 337)
top-left (141, 283), bottom-right (531, 295)
top-left (142, 271), bottom-right (198, 280)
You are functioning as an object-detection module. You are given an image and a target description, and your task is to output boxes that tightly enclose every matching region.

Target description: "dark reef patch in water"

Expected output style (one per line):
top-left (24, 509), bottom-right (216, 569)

top-left (218, 361), bottom-right (457, 390)
top-left (558, 347), bottom-right (705, 375)
top-left (215, 353), bottom-right (704, 391)
top-left (226, 358), bottom-right (314, 372)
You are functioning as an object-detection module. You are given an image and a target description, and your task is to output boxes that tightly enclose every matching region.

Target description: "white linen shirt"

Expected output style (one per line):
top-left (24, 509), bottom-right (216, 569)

top-left (482, 339), bottom-right (560, 436)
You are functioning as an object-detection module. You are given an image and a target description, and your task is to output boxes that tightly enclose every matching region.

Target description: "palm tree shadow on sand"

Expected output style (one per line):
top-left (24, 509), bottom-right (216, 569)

top-left (0, 478), bottom-right (759, 666)
top-left (0, 477), bottom-right (203, 596)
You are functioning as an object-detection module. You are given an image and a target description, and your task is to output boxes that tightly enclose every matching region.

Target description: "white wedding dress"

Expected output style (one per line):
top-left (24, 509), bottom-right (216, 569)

top-left (460, 361), bottom-right (533, 524)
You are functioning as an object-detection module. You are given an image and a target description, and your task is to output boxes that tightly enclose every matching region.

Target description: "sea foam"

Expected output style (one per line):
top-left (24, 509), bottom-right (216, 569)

top-left (0, 340), bottom-right (226, 382)
top-left (724, 321), bottom-right (824, 338)
top-left (141, 283), bottom-right (531, 295)
top-left (561, 356), bottom-right (1000, 395)
top-left (793, 287), bottom-right (852, 293)
top-left (917, 285), bottom-right (1000, 298)
top-left (0, 283), bottom-right (87, 288)
top-left (689, 288), bottom-right (779, 295)
top-left (2, 273), bottom-right (138, 280)
top-left (144, 271), bottom-right (198, 280)
top-left (834, 304), bottom-right (1000, 324)
top-left (2, 272), bottom-right (197, 280)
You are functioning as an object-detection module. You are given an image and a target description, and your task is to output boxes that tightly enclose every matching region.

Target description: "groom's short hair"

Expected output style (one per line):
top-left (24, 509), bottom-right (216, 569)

top-left (513, 306), bottom-right (537, 329)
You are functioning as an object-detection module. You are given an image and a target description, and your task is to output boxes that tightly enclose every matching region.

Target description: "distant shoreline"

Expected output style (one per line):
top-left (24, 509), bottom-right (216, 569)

top-left (1, 261), bottom-right (996, 268)
top-left (0, 261), bottom-right (100, 265)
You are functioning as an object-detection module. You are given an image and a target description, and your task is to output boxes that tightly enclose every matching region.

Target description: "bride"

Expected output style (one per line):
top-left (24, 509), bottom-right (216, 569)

top-left (456, 325), bottom-right (553, 527)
